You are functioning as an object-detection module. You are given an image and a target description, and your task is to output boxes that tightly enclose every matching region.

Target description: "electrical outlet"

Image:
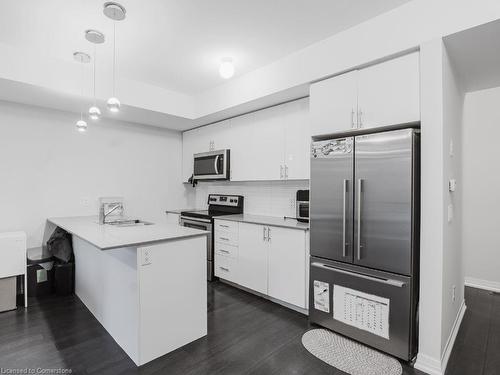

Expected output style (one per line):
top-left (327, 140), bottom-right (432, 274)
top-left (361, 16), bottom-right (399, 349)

top-left (452, 285), bottom-right (456, 302)
top-left (141, 248), bottom-right (152, 266)
top-left (81, 197), bottom-right (90, 208)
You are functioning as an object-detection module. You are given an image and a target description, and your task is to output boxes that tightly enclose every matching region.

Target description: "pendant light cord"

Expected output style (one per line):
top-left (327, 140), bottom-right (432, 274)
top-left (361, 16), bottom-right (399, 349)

top-left (80, 59), bottom-right (84, 120)
top-left (93, 44), bottom-right (97, 104)
top-left (113, 21), bottom-right (116, 96)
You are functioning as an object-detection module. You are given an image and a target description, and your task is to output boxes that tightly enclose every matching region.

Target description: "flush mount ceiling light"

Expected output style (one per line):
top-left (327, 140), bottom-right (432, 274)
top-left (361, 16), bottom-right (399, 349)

top-left (73, 52), bottom-right (91, 132)
top-left (219, 58), bottom-right (235, 79)
top-left (104, 2), bottom-right (126, 113)
top-left (85, 30), bottom-right (105, 120)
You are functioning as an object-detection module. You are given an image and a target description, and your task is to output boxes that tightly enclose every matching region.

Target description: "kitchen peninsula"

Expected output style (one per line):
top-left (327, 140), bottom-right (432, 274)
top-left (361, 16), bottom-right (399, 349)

top-left (47, 216), bottom-right (209, 366)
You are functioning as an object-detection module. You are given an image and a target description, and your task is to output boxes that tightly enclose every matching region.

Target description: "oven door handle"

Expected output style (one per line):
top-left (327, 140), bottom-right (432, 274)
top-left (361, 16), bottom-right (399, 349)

top-left (180, 216), bottom-right (212, 224)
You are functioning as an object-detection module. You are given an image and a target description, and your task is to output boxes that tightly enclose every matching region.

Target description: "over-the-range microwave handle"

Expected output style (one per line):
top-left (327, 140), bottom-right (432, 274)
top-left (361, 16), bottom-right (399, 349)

top-left (310, 262), bottom-right (407, 288)
top-left (214, 155), bottom-right (220, 174)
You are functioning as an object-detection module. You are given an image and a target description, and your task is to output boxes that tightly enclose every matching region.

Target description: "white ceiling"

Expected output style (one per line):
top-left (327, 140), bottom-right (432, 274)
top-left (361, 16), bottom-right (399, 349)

top-left (0, 0), bottom-right (410, 95)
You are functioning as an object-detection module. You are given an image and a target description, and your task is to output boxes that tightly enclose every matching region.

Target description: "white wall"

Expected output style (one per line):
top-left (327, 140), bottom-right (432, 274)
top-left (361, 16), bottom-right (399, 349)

top-left (462, 86), bottom-right (500, 291)
top-left (416, 39), bottom-right (466, 375)
top-left (191, 180), bottom-right (309, 218)
top-left (0, 100), bottom-right (189, 248)
top-left (441, 44), bottom-right (465, 358)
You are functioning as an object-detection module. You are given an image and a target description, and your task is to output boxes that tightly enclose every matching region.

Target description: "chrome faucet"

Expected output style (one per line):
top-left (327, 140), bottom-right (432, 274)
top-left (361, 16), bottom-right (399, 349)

top-left (99, 202), bottom-right (123, 225)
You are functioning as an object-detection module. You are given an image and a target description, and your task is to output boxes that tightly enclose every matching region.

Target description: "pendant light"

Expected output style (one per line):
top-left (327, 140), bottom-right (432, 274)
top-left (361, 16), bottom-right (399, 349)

top-left (104, 2), bottom-right (126, 113)
top-left (85, 30), bottom-right (105, 120)
top-left (73, 52), bottom-right (91, 132)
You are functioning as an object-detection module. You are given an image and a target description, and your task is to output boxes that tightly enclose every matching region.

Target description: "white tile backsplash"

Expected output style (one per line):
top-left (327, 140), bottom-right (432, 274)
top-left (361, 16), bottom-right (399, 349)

top-left (191, 180), bottom-right (309, 217)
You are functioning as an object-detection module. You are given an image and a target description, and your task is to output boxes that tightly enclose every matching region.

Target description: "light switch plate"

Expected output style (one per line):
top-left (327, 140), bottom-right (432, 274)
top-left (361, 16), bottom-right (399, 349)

top-left (141, 248), bottom-right (152, 266)
top-left (448, 204), bottom-right (454, 223)
top-left (449, 179), bottom-right (457, 192)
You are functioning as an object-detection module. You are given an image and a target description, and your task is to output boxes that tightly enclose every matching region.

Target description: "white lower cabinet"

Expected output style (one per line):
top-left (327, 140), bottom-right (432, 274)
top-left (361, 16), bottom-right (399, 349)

top-left (214, 219), bottom-right (308, 310)
top-left (267, 226), bottom-right (307, 309)
top-left (237, 222), bottom-right (268, 294)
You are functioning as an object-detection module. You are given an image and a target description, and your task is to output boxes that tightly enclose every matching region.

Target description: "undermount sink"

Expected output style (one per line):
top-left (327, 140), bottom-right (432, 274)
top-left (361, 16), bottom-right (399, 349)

top-left (106, 219), bottom-right (154, 227)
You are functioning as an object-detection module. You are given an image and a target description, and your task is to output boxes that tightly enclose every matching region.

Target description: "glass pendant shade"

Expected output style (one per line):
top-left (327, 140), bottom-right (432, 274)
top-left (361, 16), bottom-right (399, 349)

top-left (89, 105), bottom-right (101, 120)
top-left (107, 97), bottom-right (120, 112)
top-left (76, 119), bottom-right (88, 132)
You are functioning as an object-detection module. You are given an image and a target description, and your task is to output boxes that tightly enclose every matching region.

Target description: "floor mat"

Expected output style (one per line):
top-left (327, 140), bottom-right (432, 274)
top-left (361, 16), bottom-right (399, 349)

top-left (302, 329), bottom-right (402, 375)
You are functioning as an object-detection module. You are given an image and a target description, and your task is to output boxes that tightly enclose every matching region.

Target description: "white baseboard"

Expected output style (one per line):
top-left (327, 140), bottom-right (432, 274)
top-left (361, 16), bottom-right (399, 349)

top-left (465, 277), bottom-right (500, 293)
top-left (441, 300), bottom-right (466, 372)
top-left (414, 353), bottom-right (443, 375)
top-left (414, 300), bottom-right (466, 375)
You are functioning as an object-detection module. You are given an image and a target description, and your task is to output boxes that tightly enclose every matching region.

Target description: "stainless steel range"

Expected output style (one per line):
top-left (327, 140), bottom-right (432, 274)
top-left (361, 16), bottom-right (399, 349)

top-left (180, 194), bottom-right (244, 281)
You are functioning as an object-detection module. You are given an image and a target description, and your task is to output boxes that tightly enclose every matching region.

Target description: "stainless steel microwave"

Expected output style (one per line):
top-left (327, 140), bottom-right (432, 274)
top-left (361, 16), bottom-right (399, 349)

top-left (193, 149), bottom-right (230, 180)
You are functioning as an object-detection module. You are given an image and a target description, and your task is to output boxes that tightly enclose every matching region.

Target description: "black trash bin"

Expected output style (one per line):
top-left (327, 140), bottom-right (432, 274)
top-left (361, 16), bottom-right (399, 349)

top-left (53, 262), bottom-right (74, 296)
top-left (47, 228), bottom-right (75, 296)
top-left (27, 247), bottom-right (55, 297)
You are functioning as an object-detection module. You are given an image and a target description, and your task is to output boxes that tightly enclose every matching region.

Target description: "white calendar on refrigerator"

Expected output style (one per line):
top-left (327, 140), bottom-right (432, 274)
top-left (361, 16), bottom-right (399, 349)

top-left (333, 285), bottom-right (390, 339)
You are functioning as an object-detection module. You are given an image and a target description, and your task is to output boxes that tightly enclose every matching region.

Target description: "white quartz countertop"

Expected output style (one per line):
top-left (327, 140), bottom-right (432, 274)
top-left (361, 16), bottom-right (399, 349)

top-left (48, 216), bottom-right (209, 250)
top-left (215, 214), bottom-right (309, 231)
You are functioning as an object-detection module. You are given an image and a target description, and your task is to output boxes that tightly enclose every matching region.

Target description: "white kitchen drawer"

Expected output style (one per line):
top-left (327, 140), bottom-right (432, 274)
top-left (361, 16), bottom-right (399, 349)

top-left (215, 242), bottom-right (238, 258)
top-left (214, 229), bottom-right (238, 245)
top-left (214, 220), bottom-right (238, 233)
top-left (215, 254), bottom-right (238, 283)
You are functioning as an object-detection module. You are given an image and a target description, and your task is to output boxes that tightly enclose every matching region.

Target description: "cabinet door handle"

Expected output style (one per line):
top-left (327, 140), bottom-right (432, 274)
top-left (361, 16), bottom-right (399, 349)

top-left (263, 227), bottom-right (266, 241)
top-left (358, 109), bottom-right (363, 128)
top-left (280, 165), bottom-right (284, 179)
top-left (219, 249), bottom-right (230, 254)
top-left (285, 165), bottom-right (288, 179)
top-left (220, 237), bottom-right (229, 241)
top-left (219, 224), bottom-right (229, 228)
top-left (219, 266), bottom-right (229, 272)
top-left (351, 109), bottom-right (355, 128)
top-left (267, 226), bottom-right (271, 241)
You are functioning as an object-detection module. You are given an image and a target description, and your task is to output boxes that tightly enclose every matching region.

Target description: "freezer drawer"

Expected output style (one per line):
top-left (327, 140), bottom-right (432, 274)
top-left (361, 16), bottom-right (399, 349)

top-left (309, 258), bottom-right (417, 360)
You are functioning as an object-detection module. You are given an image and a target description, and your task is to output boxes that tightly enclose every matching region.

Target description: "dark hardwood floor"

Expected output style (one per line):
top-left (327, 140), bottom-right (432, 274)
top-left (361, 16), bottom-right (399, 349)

top-left (0, 283), bottom-right (497, 374)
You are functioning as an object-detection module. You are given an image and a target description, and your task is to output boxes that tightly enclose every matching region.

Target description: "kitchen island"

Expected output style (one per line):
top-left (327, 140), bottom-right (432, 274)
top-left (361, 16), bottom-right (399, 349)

top-left (47, 216), bottom-right (209, 366)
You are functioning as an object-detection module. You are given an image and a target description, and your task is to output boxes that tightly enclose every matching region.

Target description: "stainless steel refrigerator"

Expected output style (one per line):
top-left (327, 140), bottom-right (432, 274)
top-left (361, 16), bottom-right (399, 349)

top-left (309, 128), bottom-right (420, 361)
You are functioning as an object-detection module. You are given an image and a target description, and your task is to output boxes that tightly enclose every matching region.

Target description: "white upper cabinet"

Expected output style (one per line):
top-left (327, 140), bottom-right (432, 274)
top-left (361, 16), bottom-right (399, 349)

top-left (183, 98), bottom-right (310, 182)
top-left (282, 99), bottom-right (311, 180)
top-left (357, 52), bottom-right (420, 129)
top-left (231, 106), bottom-right (285, 182)
top-left (267, 226), bottom-right (307, 308)
top-left (310, 52), bottom-right (420, 136)
top-left (310, 70), bottom-right (358, 137)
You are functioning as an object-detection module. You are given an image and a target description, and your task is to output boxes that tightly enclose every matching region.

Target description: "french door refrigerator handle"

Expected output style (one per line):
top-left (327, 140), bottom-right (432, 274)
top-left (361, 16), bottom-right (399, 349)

top-left (342, 179), bottom-right (348, 257)
top-left (357, 178), bottom-right (363, 260)
top-left (311, 262), bottom-right (406, 288)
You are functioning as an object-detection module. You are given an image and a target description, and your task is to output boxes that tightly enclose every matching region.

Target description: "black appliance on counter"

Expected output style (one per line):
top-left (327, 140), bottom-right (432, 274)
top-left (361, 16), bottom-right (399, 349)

top-left (180, 194), bottom-right (243, 281)
top-left (296, 190), bottom-right (309, 223)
